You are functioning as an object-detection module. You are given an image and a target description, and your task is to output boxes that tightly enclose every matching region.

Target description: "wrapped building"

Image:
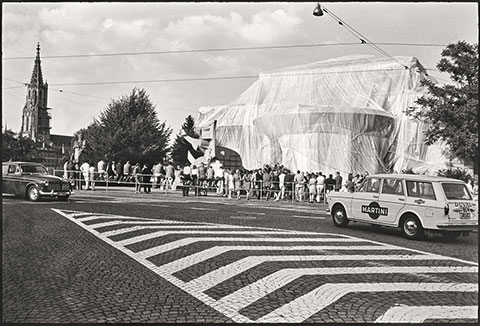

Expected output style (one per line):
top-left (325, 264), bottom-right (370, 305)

top-left (196, 55), bottom-right (448, 175)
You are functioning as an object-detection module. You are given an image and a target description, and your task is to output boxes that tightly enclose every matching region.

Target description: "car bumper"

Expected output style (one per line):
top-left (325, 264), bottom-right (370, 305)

top-left (436, 222), bottom-right (478, 231)
top-left (39, 189), bottom-right (73, 197)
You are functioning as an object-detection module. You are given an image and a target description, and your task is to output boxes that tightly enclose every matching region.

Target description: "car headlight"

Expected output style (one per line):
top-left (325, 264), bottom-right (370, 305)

top-left (43, 181), bottom-right (49, 187)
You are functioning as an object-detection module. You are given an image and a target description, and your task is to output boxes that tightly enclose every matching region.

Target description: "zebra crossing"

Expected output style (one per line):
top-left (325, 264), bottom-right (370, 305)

top-left (52, 209), bottom-right (478, 323)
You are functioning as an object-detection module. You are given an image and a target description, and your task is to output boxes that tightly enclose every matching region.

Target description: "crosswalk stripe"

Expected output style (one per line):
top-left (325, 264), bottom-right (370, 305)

top-left (116, 230), bottom-right (326, 246)
top-left (76, 215), bottom-right (157, 222)
top-left (186, 254), bottom-right (449, 292)
top-left (218, 266), bottom-right (478, 312)
top-left (157, 245), bottom-right (399, 274)
top-left (135, 237), bottom-right (366, 259)
top-left (257, 283), bottom-right (478, 323)
top-left (100, 224), bottom-right (251, 237)
top-left (374, 305), bottom-right (479, 323)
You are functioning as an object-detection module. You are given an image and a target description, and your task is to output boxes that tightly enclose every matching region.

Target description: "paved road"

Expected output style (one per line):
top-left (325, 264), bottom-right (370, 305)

top-left (2, 190), bottom-right (478, 323)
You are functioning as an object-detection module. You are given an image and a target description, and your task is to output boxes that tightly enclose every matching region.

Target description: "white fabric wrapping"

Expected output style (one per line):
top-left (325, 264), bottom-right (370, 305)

top-left (196, 55), bottom-right (449, 175)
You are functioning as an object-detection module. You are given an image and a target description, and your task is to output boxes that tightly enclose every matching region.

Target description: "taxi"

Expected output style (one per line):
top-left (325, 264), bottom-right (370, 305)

top-left (327, 174), bottom-right (478, 240)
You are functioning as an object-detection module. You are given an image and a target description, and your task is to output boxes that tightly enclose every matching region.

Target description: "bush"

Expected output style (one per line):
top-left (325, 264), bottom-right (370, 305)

top-left (437, 168), bottom-right (472, 183)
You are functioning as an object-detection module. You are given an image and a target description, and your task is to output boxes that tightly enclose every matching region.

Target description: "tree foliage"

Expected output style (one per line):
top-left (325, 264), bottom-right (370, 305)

top-left (169, 115), bottom-right (200, 166)
top-left (412, 41), bottom-right (478, 171)
top-left (437, 167), bottom-right (473, 183)
top-left (2, 129), bottom-right (40, 162)
top-left (76, 88), bottom-right (172, 166)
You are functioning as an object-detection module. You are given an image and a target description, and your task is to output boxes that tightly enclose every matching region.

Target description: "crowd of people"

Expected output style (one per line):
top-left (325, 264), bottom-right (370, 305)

top-left (62, 159), bottom-right (372, 203)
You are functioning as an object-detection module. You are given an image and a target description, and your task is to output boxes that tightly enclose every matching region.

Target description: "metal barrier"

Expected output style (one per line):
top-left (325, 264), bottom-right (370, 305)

top-left (53, 169), bottom-right (338, 204)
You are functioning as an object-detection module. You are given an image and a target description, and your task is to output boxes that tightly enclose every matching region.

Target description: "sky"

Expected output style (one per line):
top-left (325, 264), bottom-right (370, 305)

top-left (2, 2), bottom-right (478, 140)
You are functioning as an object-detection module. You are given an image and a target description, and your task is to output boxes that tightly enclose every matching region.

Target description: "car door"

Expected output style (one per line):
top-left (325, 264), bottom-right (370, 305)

top-left (378, 178), bottom-right (406, 224)
top-left (2, 164), bottom-right (20, 194)
top-left (350, 176), bottom-right (382, 221)
top-left (405, 180), bottom-right (440, 225)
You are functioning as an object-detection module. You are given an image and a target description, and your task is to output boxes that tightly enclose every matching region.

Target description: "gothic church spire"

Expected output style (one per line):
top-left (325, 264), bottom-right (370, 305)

top-left (30, 42), bottom-right (44, 86)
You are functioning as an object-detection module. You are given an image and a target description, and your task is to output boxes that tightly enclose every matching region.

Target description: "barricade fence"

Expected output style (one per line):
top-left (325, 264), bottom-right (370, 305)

top-left (54, 169), bottom-right (340, 204)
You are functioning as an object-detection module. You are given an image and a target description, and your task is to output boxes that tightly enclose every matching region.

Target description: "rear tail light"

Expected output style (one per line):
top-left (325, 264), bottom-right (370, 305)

top-left (444, 203), bottom-right (449, 215)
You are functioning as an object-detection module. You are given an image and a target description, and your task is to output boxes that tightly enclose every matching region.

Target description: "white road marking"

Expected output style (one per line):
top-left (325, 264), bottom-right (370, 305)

top-left (191, 207), bottom-right (217, 211)
top-left (52, 209), bottom-right (478, 323)
top-left (187, 254), bottom-right (449, 292)
top-left (100, 223), bottom-right (249, 237)
top-left (237, 211), bottom-right (266, 215)
top-left (134, 237), bottom-right (365, 259)
top-left (257, 283), bottom-right (478, 323)
top-left (157, 245), bottom-right (399, 274)
top-left (117, 230), bottom-right (327, 246)
top-left (375, 305), bottom-right (478, 323)
top-left (292, 215), bottom-right (325, 219)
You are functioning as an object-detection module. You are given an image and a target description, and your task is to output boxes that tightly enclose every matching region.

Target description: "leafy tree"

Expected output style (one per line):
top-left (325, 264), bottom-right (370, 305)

top-left (437, 167), bottom-right (473, 183)
top-left (76, 88), bottom-right (172, 166)
top-left (2, 129), bottom-right (40, 162)
top-left (170, 115), bottom-right (201, 166)
top-left (411, 41), bottom-right (478, 172)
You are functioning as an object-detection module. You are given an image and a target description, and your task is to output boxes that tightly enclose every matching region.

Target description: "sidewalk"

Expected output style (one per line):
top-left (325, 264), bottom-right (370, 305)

top-left (73, 186), bottom-right (329, 213)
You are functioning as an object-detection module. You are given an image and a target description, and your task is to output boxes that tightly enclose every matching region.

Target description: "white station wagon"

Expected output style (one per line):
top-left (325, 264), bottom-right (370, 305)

top-left (327, 174), bottom-right (478, 240)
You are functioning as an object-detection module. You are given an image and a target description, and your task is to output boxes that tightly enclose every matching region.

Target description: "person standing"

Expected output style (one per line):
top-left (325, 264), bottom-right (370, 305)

top-left (63, 159), bottom-right (69, 179)
top-left (142, 164), bottom-right (152, 193)
top-left (284, 170), bottom-right (294, 201)
top-left (80, 161), bottom-right (90, 190)
top-left (334, 172), bottom-right (343, 192)
top-left (294, 170), bottom-right (304, 202)
top-left (164, 162), bottom-right (175, 191)
top-left (97, 158), bottom-right (105, 180)
top-left (316, 172), bottom-right (326, 202)
top-left (152, 161), bottom-right (162, 188)
top-left (233, 169), bottom-right (242, 200)
top-left (271, 169), bottom-right (280, 201)
top-left (133, 163), bottom-right (142, 193)
top-left (308, 173), bottom-right (317, 203)
top-left (277, 169), bottom-right (286, 201)
top-left (262, 168), bottom-right (272, 201)
top-left (66, 160), bottom-right (75, 180)
top-left (89, 162), bottom-right (96, 191)
top-left (123, 160), bottom-right (132, 183)
top-left (115, 161), bottom-right (124, 184)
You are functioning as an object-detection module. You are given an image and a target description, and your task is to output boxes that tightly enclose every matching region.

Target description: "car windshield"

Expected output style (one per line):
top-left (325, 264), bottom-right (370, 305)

top-left (20, 165), bottom-right (47, 174)
top-left (441, 183), bottom-right (472, 200)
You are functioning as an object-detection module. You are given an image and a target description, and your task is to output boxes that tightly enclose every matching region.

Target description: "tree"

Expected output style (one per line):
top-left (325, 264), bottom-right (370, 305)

top-left (169, 115), bottom-right (201, 166)
top-left (412, 41), bottom-right (478, 172)
top-left (2, 129), bottom-right (40, 162)
top-left (76, 88), bottom-right (172, 166)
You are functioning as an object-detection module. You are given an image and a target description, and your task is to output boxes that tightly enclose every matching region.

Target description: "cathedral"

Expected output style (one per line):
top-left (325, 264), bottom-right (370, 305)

top-left (20, 43), bottom-right (73, 169)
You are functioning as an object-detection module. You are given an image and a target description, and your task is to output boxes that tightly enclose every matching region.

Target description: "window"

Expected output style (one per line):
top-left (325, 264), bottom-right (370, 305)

top-left (358, 177), bottom-right (381, 193)
top-left (381, 178), bottom-right (404, 195)
top-left (406, 181), bottom-right (436, 200)
top-left (7, 165), bottom-right (17, 174)
top-left (442, 183), bottom-right (472, 200)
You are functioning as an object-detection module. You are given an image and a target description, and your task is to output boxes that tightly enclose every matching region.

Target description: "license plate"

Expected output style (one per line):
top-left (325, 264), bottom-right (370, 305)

top-left (460, 212), bottom-right (471, 219)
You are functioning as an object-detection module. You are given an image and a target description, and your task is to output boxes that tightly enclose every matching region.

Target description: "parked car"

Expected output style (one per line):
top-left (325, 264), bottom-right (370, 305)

top-left (327, 174), bottom-right (478, 240)
top-left (2, 162), bottom-right (74, 201)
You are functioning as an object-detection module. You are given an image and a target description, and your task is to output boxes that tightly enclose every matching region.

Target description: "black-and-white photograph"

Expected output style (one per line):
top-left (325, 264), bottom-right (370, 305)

top-left (2, 2), bottom-right (478, 324)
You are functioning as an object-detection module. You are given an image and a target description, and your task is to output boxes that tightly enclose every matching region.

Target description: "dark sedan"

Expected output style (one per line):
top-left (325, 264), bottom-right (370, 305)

top-left (2, 162), bottom-right (74, 201)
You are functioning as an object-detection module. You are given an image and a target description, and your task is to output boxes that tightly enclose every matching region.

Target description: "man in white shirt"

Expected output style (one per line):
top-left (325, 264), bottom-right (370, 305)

top-left (80, 161), bottom-right (90, 190)
top-left (316, 172), bottom-right (326, 202)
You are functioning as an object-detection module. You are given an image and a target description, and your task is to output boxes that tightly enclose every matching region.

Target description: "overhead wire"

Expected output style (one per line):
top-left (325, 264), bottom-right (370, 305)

top-left (2, 42), bottom-right (447, 60)
top-left (319, 4), bottom-right (410, 69)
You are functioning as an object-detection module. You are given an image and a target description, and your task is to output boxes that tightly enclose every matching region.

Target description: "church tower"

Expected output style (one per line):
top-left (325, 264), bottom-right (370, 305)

top-left (20, 42), bottom-right (51, 142)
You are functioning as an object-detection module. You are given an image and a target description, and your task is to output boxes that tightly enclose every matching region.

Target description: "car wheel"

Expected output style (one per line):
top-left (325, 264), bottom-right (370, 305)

top-left (401, 215), bottom-right (424, 240)
top-left (27, 186), bottom-right (41, 202)
top-left (58, 195), bottom-right (69, 202)
top-left (332, 205), bottom-right (349, 227)
top-left (441, 231), bottom-right (462, 240)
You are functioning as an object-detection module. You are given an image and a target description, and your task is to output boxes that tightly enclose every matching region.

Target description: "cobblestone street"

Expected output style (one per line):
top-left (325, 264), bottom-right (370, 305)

top-left (2, 191), bottom-right (478, 323)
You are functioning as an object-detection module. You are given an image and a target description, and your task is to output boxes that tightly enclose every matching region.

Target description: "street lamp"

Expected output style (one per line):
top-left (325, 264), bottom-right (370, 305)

top-left (313, 3), bottom-right (324, 16)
